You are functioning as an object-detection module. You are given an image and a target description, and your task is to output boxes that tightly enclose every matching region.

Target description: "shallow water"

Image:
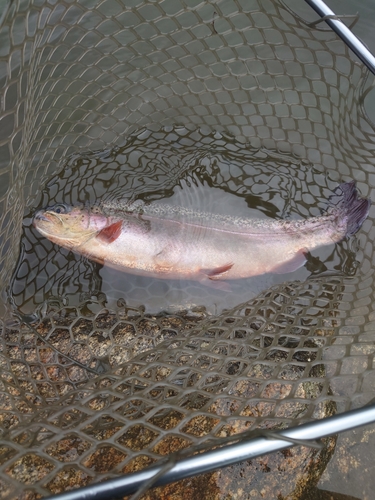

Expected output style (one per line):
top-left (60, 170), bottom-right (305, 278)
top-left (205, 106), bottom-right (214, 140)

top-left (1, 0), bottom-right (375, 498)
top-left (11, 126), bottom-right (362, 319)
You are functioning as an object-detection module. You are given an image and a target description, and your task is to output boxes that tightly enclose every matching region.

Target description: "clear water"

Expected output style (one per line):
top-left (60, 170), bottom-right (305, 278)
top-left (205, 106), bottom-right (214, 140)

top-left (11, 126), bottom-right (362, 320)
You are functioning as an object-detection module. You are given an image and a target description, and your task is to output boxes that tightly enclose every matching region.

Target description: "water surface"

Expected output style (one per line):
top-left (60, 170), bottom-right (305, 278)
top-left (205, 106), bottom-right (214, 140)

top-left (11, 126), bottom-right (362, 319)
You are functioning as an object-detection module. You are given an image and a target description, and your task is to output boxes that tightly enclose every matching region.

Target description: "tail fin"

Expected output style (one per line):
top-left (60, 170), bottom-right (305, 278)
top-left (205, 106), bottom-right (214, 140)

top-left (331, 181), bottom-right (371, 237)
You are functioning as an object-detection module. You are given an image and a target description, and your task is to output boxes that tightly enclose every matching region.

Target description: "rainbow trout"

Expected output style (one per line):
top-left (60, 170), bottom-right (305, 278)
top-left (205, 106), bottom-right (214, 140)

top-left (33, 182), bottom-right (370, 285)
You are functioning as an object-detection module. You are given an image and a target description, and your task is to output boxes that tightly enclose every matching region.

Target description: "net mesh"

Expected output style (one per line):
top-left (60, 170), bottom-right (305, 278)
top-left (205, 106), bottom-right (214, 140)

top-left (0, 0), bottom-right (375, 498)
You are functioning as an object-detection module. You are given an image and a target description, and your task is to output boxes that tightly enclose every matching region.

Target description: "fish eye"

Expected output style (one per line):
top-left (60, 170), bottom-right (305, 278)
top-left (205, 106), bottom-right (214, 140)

top-left (52, 203), bottom-right (69, 214)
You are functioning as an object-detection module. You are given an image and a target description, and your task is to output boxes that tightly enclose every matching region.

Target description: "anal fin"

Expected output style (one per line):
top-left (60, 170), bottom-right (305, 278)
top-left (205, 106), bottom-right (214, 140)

top-left (272, 249), bottom-right (308, 275)
top-left (200, 262), bottom-right (234, 281)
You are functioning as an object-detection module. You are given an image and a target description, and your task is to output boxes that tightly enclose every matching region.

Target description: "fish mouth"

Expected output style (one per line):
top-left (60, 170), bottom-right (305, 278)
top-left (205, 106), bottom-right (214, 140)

top-left (33, 210), bottom-right (63, 226)
top-left (33, 211), bottom-right (50, 224)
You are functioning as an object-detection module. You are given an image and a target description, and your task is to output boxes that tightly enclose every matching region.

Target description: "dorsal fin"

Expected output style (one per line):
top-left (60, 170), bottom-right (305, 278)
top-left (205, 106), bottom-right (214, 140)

top-left (97, 221), bottom-right (122, 243)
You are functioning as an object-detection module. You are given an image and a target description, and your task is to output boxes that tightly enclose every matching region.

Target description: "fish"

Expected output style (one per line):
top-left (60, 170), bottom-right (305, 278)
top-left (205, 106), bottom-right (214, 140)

top-left (33, 181), bottom-right (370, 286)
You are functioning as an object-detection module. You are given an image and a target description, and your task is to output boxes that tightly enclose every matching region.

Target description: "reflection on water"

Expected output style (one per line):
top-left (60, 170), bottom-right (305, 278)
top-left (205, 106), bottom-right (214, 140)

top-left (11, 126), bottom-right (361, 319)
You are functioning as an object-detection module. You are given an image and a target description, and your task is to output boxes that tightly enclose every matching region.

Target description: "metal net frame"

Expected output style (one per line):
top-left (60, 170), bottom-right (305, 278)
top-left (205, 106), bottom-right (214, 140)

top-left (1, 0), bottom-right (375, 498)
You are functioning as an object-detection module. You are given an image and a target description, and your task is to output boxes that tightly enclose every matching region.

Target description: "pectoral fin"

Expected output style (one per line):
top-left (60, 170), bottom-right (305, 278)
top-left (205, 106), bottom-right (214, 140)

top-left (97, 221), bottom-right (122, 243)
top-left (272, 249), bottom-right (308, 274)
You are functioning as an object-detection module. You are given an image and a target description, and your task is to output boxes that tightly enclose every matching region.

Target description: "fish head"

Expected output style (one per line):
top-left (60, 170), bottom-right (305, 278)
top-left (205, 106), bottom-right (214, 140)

top-left (33, 203), bottom-right (110, 249)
